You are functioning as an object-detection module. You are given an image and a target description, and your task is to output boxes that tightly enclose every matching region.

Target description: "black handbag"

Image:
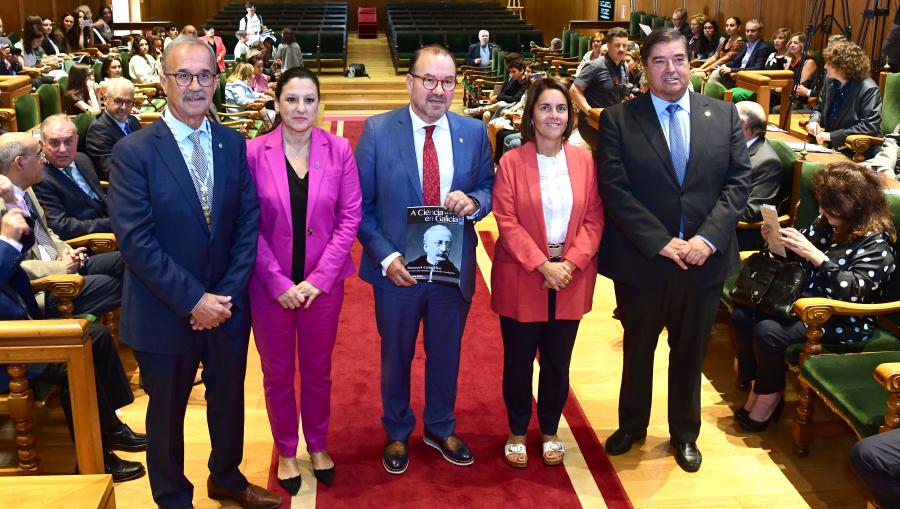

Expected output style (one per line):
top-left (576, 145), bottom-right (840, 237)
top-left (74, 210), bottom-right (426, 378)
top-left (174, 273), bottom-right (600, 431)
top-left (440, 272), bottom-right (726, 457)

top-left (729, 249), bottom-right (807, 320)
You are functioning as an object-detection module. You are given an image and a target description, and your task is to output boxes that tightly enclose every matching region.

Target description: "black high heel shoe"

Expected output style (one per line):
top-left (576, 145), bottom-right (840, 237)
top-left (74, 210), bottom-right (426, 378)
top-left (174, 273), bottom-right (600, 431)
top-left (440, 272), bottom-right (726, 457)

top-left (313, 466), bottom-right (335, 487)
top-left (278, 475), bottom-right (302, 495)
top-left (738, 397), bottom-right (785, 432)
top-left (734, 407), bottom-right (750, 421)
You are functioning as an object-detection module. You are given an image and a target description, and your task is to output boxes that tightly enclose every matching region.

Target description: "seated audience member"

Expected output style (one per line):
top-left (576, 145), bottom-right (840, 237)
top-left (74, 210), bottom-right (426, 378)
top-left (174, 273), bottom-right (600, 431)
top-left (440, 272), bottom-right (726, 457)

top-left (63, 64), bottom-right (102, 115)
top-left (274, 27), bottom-right (303, 72)
top-left (180, 24), bottom-right (198, 37)
top-left (149, 36), bottom-right (164, 63)
top-left (863, 123), bottom-right (899, 177)
top-left (225, 62), bottom-right (275, 126)
top-left (570, 27), bottom-right (630, 148)
top-left (731, 162), bottom-right (896, 431)
top-left (59, 13), bottom-right (78, 53)
top-left (41, 18), bottom-right (65, 56)
top-left (851, 428), bottom-right (900, 507)
top-left (34, 115), bottom-right (112, 239)
top-left (200, 24), bottom-right (226, 72)
top-left (672, 7), bottom-right (692, 38)
top-left (687, 14), bottom-right (710, 61)
top-left (248, 55), bottom-right (273, 95)
top-left (708, 19), bottom-right (773, 88)
top-left (530, 38), bottom-right (562, 53)
top-left (695, 19), bottom-right (718, 61)
top-left (71, 9), bottom-right (94, 50)
top-left (574, 32), bottom-right (605, 77)
top-left (780, 33), bottom-right (818, 109)
top-left (806, 41), bottom-right (882, 158)
top-left (734, 102), bottom-right (783, 250)
top-left (466, 30), bottom-right (496, 67)
top-left (164, 24), bottom-right (178, 47)
top-left (15, 16), bottom-right (49, 69)
top-left (491, 62), bottom-right (543, 162)
top-left (128, 35), bottom-right (159, 83)
top-left (234, 30), bottom-right (251, 61)
top-left (97, 55), bottom-right (124, 97)
top-left (93, 6), bottom-right (114, 44)
top-left (0, 42), bottom-right (21, 76)
top-left (86, 78), bottom-right (140, 181)
top-left (728, 30), bottom-right (815, 108)
top-left (693, 17), bottom-right (744, 78)
top-left (0, 130), bottom-right (122, 319)
top-left (624, 46), bottom-right (643, 98)
top-left (464, 59), bottom-right (526, 117)
top-left (0, 196), bottom-right (145, 483)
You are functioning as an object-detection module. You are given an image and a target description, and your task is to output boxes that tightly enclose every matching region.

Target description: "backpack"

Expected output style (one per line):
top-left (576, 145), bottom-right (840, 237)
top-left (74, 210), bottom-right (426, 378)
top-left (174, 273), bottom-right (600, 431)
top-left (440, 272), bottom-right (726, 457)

top-left (345, 63), bottom-right (369, 78)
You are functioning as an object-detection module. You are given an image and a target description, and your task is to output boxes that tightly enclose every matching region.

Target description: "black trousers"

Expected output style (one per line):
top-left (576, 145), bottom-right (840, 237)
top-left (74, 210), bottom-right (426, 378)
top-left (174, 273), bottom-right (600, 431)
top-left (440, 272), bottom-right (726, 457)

top-left (45, 251), bottom-right (124, 318)
top-left (613, 270), bottom-right (722, 443)
top-left (34, 323), bottom-right (132, 438)
top-left (134, 330), bottom-right (250, 509)
top-left (500, 291), bottom-right (580, 436)
top-left (851, 428), bottom-right (900, 508)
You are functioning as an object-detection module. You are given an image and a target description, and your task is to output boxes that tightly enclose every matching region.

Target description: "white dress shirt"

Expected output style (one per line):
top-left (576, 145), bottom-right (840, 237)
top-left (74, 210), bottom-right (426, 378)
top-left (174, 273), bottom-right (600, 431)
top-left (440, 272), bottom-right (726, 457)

top-left (537, 148), bottom-right (573, 245)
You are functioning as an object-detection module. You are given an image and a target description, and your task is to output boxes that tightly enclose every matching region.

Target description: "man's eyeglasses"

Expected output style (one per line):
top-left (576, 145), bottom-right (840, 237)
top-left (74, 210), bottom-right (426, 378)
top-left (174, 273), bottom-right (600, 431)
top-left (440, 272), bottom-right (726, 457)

top-left (408, 73), bottom-right (457, 92)
top-left (112, 97), bottom-right (134, 107)
top-left (20, 147), bottom-right (45, 162)
top-left (164, 71), bottom-right (217, 87)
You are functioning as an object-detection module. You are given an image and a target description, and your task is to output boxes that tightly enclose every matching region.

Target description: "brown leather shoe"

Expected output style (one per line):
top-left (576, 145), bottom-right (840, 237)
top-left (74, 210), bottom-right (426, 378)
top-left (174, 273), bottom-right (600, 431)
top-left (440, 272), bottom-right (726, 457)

top-left (207, 478), bottom-right (282, 509)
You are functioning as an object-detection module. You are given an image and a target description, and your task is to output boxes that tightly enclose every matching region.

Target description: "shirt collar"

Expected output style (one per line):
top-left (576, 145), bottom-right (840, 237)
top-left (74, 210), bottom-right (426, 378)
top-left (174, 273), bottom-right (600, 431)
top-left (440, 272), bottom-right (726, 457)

top-left (746, 136), bottom-right (759, 147)
top-left (56, 162), bottom-right (76, 172)
top-left (408, 105), bottom-right (449, 133)
top-left (12, 185), bottom-right (25, 200)
top-left (649, 89), bottom-right (691, 118)
top-left (162, 107), bottom-right (210, 143)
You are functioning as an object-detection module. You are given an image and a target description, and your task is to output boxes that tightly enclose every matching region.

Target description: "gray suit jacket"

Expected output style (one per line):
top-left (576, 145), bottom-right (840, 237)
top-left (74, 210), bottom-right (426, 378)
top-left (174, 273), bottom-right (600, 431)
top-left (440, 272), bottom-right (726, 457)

top-left (864, 123), bottom-right (900, 176)
top-left (740, 137), bottom-right (783, 222)
top-left (0, 189), bottom-right (70, 279)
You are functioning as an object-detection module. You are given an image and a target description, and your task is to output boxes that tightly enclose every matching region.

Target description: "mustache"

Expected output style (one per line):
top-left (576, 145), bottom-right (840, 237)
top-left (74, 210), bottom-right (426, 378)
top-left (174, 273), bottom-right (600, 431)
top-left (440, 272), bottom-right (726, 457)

top-left (181, 91), bottom-right (208, 101)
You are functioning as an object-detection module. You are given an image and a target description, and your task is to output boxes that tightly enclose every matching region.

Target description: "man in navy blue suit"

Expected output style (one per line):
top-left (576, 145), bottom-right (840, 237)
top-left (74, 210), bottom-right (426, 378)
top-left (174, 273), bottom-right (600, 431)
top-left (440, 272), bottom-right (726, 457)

top-left (108, 36), bottom-right (277, 509)
top-left (707, 19), bottom-right (773, 89)
top-left (356, 44), bottom-right (494, 475)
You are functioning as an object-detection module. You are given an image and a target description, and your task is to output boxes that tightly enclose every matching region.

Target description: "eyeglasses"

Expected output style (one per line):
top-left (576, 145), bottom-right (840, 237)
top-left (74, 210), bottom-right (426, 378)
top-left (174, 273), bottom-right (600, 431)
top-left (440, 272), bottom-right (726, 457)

top-left (112, 97), bottom-right (134, 107)
top-left (164, 71), bottom-right (217, 87)
top-left (20, 147), bottom-right (45, 162)
top-left (408, 73), bottom-right (457, 92)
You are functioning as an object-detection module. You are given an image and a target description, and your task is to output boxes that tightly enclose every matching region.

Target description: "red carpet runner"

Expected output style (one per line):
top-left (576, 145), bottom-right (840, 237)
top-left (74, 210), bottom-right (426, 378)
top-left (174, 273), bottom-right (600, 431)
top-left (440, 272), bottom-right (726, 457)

top-left (262, 119), bottom-right (631, 508)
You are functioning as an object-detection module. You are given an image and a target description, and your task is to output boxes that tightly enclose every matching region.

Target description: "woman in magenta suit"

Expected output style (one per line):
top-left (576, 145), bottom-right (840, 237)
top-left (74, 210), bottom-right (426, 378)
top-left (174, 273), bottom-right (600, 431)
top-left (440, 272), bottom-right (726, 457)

top-left (246, 66), bottom-right (362, 493)
top-left (491, 78), bottom-right (604, 468)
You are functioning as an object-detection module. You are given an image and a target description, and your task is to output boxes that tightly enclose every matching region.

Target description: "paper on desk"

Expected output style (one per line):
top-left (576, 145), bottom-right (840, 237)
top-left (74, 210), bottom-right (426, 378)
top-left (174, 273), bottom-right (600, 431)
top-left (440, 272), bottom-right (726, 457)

top-left (639, 23), bottom-right (652, 36)
top-left (766, 124), bottom-right (786, 133)
top-left (784, 142), bottom-right (834, 153)
top-left (761, 204), bottom-right (786, 257)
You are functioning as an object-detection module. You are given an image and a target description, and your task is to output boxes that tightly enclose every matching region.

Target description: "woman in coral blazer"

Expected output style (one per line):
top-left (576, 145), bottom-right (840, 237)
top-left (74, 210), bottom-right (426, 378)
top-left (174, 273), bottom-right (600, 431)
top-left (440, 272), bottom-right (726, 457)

top-left (491, 78), bottom-right (604, 469)
top-left (246, 67), bottom-right (361, 493)
top-left (199, 24), bottom-right (226, 72)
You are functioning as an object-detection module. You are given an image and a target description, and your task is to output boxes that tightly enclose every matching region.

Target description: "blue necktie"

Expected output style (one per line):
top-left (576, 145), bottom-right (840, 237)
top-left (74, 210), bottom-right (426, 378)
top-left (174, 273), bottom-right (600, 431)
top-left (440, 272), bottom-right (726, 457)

top-left (122, 122), bottom-right (132, 135)
top-left (666, 104), bottom-right (688, 185)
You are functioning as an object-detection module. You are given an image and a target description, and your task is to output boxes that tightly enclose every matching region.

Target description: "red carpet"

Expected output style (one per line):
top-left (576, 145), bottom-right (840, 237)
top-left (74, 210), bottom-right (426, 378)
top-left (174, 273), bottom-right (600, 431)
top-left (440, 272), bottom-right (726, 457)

top-left (262, 116), bottom-right (631, 508)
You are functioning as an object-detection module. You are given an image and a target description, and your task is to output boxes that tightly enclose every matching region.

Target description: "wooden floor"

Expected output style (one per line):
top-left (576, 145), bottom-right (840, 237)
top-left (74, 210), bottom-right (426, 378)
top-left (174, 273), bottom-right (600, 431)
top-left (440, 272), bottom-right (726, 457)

top-left (0, 34), bottom-right (873, 508)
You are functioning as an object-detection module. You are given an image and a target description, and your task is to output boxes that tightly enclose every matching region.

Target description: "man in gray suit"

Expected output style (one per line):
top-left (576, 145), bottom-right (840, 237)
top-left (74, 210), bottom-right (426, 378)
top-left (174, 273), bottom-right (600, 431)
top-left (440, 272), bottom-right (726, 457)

top-left (734, 102), bottom-right (783, 250)
top-left (863, 123), bottom-right (900, 178)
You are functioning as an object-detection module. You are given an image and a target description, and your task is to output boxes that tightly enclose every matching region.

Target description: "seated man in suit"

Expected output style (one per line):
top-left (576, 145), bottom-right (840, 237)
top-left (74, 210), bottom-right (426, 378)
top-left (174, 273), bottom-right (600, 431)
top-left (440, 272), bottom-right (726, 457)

top-left (465, 30), bottom-right (495, 67)
top-left (734, 102), bottom-right (783, 250)
top-left (0, 183), bottom-right (145, 482)
top-left (863, 123), bottom-right (900, 179)
top-left (86, 78), bottom-right (141, 181)
top-left (36, 114), bottom-right (113, 239)
top-left (0, 132), bottom-right (122, 319)
top-left (708, 19), bottom-right (773, 88)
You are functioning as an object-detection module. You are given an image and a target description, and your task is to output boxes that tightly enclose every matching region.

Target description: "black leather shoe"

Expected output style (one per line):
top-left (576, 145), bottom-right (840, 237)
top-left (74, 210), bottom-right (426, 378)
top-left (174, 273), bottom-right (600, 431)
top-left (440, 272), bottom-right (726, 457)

top-left (103, 421), bottom-right (148, 452)
top-left (313, 466), bottom-right (335, 486)
top-left (734, 407), bottom-right (750, 421)
top-left (382, 440), bottom-right (409, 474)
top-left (277, 475), bottom-right (301, 496)
top-left (104, 450), bottom-right (146, 482)
top-left (604, 429), bottom-right (647, 456)
top-left (423, 431), bottom-right (474, 466)
top-left (671, 440), bottom-right (702, 472)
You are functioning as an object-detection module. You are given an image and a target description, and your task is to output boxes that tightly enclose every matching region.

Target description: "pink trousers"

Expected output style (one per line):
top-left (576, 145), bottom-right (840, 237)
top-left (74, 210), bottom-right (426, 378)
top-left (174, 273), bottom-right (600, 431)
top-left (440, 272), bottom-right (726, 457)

top-left (251, 283), bottom-right (344, 456)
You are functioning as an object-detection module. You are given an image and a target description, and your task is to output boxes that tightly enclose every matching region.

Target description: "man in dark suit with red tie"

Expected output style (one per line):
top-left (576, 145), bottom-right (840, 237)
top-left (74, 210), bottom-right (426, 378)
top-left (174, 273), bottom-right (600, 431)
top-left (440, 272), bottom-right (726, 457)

top-left (597, 28), bottom-right (751, 473)
top-left (86, 78), bottom-right (141, 181)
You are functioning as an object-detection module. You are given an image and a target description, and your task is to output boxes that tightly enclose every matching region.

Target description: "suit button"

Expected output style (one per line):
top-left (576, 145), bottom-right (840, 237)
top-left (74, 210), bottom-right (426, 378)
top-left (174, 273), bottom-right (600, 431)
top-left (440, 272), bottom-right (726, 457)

top-left (307, 228), bottom-right (312, 236)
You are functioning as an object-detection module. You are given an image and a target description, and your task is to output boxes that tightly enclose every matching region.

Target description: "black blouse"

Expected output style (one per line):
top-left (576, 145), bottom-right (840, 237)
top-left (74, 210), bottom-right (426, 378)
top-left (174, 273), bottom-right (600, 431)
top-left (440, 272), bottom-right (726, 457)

top-left (286, 157), bottom-right (308, 283)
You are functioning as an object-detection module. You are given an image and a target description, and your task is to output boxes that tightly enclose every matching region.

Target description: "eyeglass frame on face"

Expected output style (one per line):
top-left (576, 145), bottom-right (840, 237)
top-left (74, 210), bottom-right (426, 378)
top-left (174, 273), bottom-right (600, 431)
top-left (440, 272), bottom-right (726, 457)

top-left (111, 97), bottom-right (135, 107)
top-left (164, 71), bottom-right (217, 87)
top-left (19, 144), bottom-right (45, 164)
top-left (408, 72), bottom-right (457, 91)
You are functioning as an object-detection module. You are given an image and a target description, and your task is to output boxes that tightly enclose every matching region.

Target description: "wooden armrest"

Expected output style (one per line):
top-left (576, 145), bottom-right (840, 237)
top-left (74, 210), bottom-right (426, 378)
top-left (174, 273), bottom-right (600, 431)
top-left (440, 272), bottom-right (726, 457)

top-left (0, 319), bottom-right (88, 342)
top-left (794, 297), bottom-right (900, 323)
top-left (66, 233), bottom-right (117, 253)
top-left (137, 87), bottom-right (157, 99)
top-left (876, 363), bottom-right (900, 392)
top-left (20, 68), bottom-right (42, 78)
top-left (225, 102), bottom-right (263, 112)
top-left (220, 110), bottom-right (260, 120)
top-left (474, 79), bottom-right (503, 87)
top-left (846, 135), bottom-right (886, 162)
top-left (736, 214), bottom-right (790, 229)
top-left (739, 250), bottom-right (757, 262)
top-left (30, 274), bottom-right (85, 318)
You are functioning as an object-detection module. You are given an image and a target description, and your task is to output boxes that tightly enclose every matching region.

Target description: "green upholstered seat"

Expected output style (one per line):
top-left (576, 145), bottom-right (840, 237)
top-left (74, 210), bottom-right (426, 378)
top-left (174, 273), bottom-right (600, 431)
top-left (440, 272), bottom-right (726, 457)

top-left (36, 84), bottom-right (61, 121)
top-left (801, 351), bottom-right (900, 437)
top-left (297, 32), bottom-right (318, 61)
top-left (729, 87), bottom-right (755, 103)
top-left (652, 16), bottom-right (667, 29)
top-left (13, 94), bottom-right (40, 132)
top-left (57, 76), bottom-right (68, 96)
top-left (72, 112), bottom-right (95, 152)
top-left (8, 32), bottom-right (20, 45)
top-left (577, 35), bottom-right (589, 58)
top-left (787, 329), bottom-right (900, 368)
top-left (702, 81), bottom-right (726, 100)
top-left (882, 73), bottom-right (899, 136)
top-left (63, 59), bottom-right (75, 73)
top-left (561, 28), bottom-right (571, 55)
top-left (690, 73), bottom-right (703, 92)
top-left (629, 11), bottom-right (644, 38)
top-left (395, 32), bottom-right (418, 61)
top-left (119, 53), bottom-right (131, 80)
top-left (494, 31), bottom-right (519, 54)
top-left (518, 30), bottom-right (543, 57)
top-left (92, 61), bottom-right (103, 82)
top-left (568, 31), bottom-right (580, 58)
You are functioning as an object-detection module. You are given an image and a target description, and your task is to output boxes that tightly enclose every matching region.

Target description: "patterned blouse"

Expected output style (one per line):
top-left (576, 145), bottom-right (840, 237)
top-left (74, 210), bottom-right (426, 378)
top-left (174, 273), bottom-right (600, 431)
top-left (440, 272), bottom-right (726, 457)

top-left (799, 216), bottom-right (896, 343)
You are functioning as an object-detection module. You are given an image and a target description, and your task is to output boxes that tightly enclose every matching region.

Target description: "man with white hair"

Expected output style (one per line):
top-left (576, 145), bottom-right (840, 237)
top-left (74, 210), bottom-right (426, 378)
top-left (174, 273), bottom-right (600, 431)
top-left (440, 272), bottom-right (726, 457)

top-left (86, 77), bottom-right (140, 181)
top-left (465, 29), bottom-right (495, 66)
top-left (734, 101), bottom-right (783, 250)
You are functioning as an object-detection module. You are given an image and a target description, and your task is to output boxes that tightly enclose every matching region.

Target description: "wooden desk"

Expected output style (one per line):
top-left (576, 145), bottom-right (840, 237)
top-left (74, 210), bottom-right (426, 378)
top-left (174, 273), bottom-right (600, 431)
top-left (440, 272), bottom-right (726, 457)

top-left (0, 76), bottom-right (32, 109)
top-left (728, 70), bottom-right (796, 130)
top-left (766, 129), bottom-right (848, 164)
top-left (0, 320), bottom-right (102, 475)
top-left (0, 474), bottom-right (115, 508)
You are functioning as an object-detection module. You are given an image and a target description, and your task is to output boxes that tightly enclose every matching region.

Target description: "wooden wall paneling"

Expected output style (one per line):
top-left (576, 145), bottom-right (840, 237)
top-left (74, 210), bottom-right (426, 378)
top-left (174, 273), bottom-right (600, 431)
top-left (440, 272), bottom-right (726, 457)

top-left (633, 0), bottom-right (656, 15)
top-left (685, 0), bottom-right (714, 19)
top-left (761, 0), bottom-right (809, 35)
top-left (717, 0), bottom-right (758, 27)
top-left (657, 0), bottom-right (683, 19)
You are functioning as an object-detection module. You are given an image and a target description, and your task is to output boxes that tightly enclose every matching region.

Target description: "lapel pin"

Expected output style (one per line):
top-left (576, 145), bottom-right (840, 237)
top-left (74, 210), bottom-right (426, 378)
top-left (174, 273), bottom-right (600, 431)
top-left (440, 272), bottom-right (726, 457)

top-left (459, 137), bottom-right (464, 144)
top-left (315, 161), bottom-right (320, 168)
top-left (704, 111), bottom-right (711, 117)
top-left (218, 142), bottom-right (223, 148)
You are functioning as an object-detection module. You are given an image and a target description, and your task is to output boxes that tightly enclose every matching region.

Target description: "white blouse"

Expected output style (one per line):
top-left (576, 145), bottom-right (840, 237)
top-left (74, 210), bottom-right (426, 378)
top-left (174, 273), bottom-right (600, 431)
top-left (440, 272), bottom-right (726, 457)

top-left (537, 148), bottom-right (573, 245)
top-left (129, 54), bottom-right (159, 83)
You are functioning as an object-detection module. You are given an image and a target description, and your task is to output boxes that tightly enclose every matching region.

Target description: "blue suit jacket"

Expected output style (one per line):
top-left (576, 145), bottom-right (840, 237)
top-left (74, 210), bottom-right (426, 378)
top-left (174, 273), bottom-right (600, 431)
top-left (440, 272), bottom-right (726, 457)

top-left (355, 107), bottom-right (494, 301)
top-left (728, 39), bottom-right (773, 71)
top-left (108, 119), bottom-right (260, 354)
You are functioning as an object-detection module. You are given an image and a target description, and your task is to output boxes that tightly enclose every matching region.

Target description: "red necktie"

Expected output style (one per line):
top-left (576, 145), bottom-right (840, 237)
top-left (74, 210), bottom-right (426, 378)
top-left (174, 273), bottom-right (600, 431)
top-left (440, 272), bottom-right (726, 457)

top-left (422, 125), bottom-right (440, 206)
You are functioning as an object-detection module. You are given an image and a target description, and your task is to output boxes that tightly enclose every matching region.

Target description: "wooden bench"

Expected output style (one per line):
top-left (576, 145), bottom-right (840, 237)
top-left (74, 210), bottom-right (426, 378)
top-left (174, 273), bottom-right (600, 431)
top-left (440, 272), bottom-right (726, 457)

top-left (0, 474), bottom-right (114, 508)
